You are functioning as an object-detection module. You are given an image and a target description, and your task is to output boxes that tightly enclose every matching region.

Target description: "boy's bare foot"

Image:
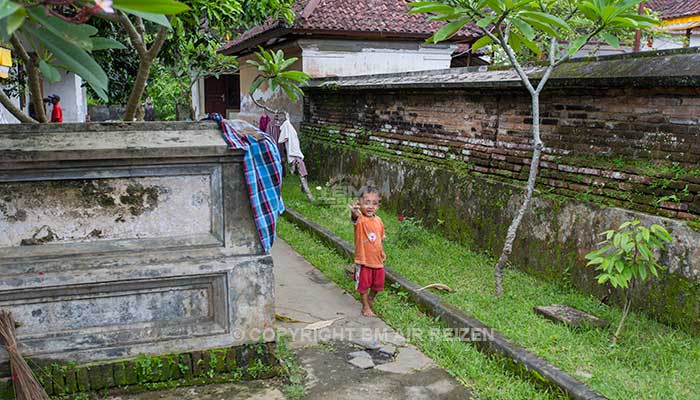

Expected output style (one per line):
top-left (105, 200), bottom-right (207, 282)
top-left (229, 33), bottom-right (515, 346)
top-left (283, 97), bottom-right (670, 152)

top-left (361, 307), bottom-right (376, 317)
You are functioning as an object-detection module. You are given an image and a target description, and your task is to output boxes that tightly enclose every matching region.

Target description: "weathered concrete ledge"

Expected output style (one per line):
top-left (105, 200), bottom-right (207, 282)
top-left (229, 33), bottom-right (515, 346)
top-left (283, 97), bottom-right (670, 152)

top-left (0, 122), bottom-right (274, 380)
top-left (283, 207), bottom-right (607, 400)
top-left (0, 342), bottom-right (278, 399)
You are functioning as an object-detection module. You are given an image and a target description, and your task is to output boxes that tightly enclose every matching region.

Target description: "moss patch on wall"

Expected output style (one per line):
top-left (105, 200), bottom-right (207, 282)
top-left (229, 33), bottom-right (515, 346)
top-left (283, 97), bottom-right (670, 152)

top-left (0, 342), bottom-right (278, 399)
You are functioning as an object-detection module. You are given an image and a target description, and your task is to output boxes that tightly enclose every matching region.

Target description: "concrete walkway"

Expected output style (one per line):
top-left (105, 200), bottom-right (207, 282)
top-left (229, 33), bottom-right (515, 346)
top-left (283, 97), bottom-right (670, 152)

top-left (109, 240), bottom-right (471, 399)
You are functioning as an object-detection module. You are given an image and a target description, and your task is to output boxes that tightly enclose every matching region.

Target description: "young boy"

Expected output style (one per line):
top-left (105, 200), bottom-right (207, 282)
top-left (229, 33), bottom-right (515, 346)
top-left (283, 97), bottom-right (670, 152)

top-left (349, 186), bottom-right (386, 317)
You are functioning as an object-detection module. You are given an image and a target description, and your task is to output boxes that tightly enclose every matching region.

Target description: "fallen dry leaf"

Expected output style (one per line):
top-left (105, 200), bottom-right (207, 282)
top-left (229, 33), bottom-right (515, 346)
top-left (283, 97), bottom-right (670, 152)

top-left (417, 283), bottom-right (454, 292)
top-left (275, 313), bottom-right (308, 324)
top-left (303, 317), bottom-right (343, 331)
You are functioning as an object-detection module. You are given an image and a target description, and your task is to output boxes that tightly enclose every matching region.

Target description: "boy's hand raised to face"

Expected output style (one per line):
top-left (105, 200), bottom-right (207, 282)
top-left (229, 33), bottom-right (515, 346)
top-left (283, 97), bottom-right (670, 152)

top-left (348, 201), bottom-right (361, 220)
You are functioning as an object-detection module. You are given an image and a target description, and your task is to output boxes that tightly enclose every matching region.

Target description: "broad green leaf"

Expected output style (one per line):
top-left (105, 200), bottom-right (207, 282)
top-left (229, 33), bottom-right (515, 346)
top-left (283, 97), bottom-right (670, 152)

top-left (121, 10), bottom-right (172, 29)
top-left (26, 26), bottom-right (108, 99)
top-left (408, 3), bottom-right (455, 15)
top-left (0, 0), bottom-right (20, 21)
top-left (476, 15), bottom-right (497, 29)
top-left (519, 11), bottom-right (569, 30)
top-left (507, 31), bottom-right (523, 52)
top-left (518, 33), bottom-right (542, 55)
top-left (428, 12), bottom-right (466, 21)
top-left (639, 265), bottom-right (647, 280)
top-left (577, 2), bottom-right (599, 21)
top-left (484, 0), bottom-right (505, 13)
top-left (512, 18), bottom-right (535, 40)
top-left (519, 15), bottom-right (560, 37)
top-left (279, 70), bottom-right (310, 83)
top-left (471, 35), bottom-right (493, 51)
top-left (5, 6), bottom-right (23, 35)
top-left (429, 18), bottom-right (469, 43)
top-left (39, 59), bottom-right (61, 83)
top-left (567, 35), bottom-right (589, 57)
top-left (249, 75), bottom-right (265, 96)
top-left (91, 37), bottom-right (127, 50)
top-left (27, 8), bottom-right (97, 50)
top-left (279, 57), bottom-right (298, 71)
top-left (112, 0), bottom-right (189, 15)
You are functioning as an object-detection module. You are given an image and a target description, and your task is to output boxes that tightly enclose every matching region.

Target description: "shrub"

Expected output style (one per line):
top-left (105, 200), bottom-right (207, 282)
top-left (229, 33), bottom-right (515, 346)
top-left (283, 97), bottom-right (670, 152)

top-left (585, 219), bottom-right (673, 344)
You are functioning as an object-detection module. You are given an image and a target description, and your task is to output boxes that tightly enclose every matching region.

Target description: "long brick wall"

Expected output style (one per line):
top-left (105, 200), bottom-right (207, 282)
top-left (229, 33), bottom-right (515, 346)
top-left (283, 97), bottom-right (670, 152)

top-left (302, 86), bottom-right (700, 222)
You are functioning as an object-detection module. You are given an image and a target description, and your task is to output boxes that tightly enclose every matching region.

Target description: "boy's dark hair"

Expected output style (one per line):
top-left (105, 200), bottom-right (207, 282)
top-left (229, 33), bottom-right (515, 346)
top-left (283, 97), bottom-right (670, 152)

top-left (357, 186), bottom-right (380, 199)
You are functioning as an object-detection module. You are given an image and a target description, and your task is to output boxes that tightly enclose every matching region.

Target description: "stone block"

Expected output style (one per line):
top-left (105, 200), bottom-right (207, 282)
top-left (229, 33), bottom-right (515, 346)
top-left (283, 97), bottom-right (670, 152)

top-left (348, 357), bottom-right (375, 369)
top-left (212, 350), bottom-right (227, 373)
top-left (113, 362), bottom-right (127, 386)
top-left (123, 361), bottom-right (138, 385)
top-left (179, 354), bottom-right (193, 379)
top-left (225, 347), bottom-right (238, 372)
top-left (64, 366), bottom-right (78, 393)
top-left (348, 351), bottom-right (371, 360)
top-left (76, 367), bottom-right (90, 392)
top-left (534, 304), bottom-right (609, 329)
top-left (379, 345), bottom-right (397, 357)
top-left (88, 364), bottom-right (114, 390)
top-left (51, 364), bottom-right (66, 394)
top-left (191, 351), bottom-right (205, 377)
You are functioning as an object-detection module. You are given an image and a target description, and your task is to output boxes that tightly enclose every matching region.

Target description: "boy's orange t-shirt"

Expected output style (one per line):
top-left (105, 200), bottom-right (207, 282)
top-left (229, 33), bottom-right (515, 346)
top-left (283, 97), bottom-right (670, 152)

top-left (353, 214), bottom-right (385, 268)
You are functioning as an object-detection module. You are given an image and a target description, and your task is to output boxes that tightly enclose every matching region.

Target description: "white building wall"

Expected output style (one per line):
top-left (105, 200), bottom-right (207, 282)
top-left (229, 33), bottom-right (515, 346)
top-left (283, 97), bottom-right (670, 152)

top-left (644, 32), bottom-right (700, 51)
top-left (197, 38), bottom-right (458, 130)
top-left (0, 91), bottom-right (21, 124)
top-left (299, 39), bottom-right (457, 77)
top-left (43, 72), bottom-right (87, 122)
top-left (191, 78), bottom-right (206, 120)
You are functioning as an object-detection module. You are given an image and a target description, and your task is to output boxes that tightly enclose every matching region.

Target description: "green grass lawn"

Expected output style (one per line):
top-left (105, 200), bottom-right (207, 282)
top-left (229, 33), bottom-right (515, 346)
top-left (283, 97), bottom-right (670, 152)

top-left (279, 176), bottom-right (700, 400)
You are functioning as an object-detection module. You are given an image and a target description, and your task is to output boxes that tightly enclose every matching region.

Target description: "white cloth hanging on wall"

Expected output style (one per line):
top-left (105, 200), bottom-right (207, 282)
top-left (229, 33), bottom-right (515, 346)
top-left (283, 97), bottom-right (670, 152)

top-left (278, 114), bottom-right (304, 163)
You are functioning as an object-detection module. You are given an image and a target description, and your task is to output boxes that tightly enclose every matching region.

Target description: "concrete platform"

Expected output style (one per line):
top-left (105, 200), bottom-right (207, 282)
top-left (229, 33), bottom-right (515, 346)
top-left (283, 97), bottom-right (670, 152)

top-left (109, 239), bottom-right (471, 399)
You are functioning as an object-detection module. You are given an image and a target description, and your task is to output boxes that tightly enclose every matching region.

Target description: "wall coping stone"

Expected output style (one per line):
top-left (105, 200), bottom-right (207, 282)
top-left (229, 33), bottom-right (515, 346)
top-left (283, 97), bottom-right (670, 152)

top-left (306, 47), bottom-right (700, 91)
top-left (0, 121), bottom-right (240, 165)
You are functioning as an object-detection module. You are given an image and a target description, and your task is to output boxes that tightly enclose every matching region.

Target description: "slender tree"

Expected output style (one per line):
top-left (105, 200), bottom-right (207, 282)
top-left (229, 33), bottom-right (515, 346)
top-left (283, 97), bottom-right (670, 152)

top-left (409, 0), bottom-right (657, 296)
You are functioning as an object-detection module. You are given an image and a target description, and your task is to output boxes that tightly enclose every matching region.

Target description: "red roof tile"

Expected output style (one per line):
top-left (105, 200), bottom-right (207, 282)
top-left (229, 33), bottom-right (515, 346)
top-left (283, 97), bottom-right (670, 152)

top-left (221, 0), bottom-right (481, 54)
top-left (646, 0), bottom-right (700, 19)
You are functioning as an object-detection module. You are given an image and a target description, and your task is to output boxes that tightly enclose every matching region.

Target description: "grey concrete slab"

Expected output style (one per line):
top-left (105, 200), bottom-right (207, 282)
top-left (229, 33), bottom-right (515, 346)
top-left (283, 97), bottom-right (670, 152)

top-left (108, 239), bottom-right (472, 399)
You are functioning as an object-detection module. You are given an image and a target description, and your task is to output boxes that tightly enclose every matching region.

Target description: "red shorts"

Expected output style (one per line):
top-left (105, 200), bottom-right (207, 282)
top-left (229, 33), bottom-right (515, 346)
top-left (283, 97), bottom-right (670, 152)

top-left (354, 264), bottom-right (385, 294)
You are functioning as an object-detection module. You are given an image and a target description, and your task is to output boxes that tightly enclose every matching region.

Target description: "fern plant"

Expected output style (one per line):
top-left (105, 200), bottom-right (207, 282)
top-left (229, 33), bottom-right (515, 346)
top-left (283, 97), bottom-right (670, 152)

top-left (585, 219), bottom-right (673, 344)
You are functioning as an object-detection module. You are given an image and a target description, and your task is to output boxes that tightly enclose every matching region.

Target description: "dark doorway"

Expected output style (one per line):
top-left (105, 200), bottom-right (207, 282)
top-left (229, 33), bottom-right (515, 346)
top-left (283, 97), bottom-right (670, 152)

top-left (204, 74), bottom-right (240, 116)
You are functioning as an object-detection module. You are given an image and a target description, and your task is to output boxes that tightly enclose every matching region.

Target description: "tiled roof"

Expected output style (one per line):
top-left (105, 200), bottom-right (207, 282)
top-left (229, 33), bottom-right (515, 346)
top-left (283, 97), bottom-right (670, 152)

top-left (221, 0), bottom-right (481, 54)
top-left (646, 0), bottom-right (700, 19)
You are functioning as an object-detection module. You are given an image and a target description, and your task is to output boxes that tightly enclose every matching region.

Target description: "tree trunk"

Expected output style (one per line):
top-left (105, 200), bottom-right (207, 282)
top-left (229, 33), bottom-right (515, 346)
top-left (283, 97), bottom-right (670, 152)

top-left (10, 35), bottom-right (47, 123)
top-left (123, 55), bottom-right (153, 121)
top-left (122, 26), bottom-right (168, 121)
top-left (613, 292), bottom-right (632, 345)
top-left (494, 91), bottom-right (544, 296)
top-left (0, 90), bottom-right (37, 123)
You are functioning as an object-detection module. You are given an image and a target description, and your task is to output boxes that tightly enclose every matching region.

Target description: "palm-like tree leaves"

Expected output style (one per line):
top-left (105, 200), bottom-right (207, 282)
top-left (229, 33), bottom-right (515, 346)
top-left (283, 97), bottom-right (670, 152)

top-left (248, 47), bottom-right (310, 104)
top-left (112, 0), bottom-right (189, 15)
top-left (23, 25), bottom-right (109, 100)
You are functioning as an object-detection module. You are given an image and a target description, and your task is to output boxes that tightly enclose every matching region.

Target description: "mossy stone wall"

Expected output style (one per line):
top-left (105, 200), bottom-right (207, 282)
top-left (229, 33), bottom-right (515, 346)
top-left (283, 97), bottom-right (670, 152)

top-left (302, 139), bottom-right (700, 333)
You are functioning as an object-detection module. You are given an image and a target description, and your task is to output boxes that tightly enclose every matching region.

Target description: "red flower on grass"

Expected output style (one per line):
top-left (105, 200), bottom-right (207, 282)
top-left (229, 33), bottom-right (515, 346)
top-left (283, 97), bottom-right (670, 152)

top-left (397, 214), bottom-right (405, 222)
top-left (37, 271), bottom-right (45, 276)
